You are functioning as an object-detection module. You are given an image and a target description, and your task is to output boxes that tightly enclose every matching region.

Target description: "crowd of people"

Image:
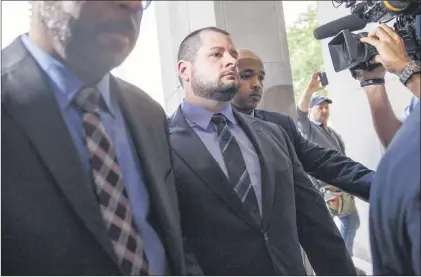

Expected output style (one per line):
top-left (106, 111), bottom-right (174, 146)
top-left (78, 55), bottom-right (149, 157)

top-left (2, 1), bottom-right (419, 276)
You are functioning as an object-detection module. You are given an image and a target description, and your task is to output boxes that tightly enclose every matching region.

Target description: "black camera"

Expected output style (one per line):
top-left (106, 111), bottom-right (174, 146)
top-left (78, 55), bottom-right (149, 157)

top-left (328, 30), bottom-right (379, 72)
top-left (325, 0), bottom-right (421, 73)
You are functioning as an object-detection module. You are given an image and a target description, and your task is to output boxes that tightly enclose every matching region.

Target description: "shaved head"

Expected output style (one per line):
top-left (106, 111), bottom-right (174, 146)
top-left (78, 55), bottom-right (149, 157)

top-left (232, 49), bottom-right (265, 113)
top-left (237, 49), bottom-right (263, 69)
top-left (238, 49), bottom-right (261, 61)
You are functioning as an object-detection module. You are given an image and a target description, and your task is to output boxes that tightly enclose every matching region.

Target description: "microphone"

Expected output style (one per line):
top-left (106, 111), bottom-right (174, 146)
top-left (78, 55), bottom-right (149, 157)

top-left (313, 14), bottom-right (367, 40)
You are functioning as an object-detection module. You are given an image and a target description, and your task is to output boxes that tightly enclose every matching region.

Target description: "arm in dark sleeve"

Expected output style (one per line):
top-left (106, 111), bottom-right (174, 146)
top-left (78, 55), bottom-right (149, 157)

top-left (295, 107), bottom-right (312, 139)
top-left (278, 125), bottom-right (356, 276)
top-left (286, 116), bottom-right (373, 201)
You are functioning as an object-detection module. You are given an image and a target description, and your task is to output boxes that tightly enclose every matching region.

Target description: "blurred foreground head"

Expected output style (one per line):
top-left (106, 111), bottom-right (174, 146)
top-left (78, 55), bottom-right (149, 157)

top-left (29, 1), bottom-right (151, 83)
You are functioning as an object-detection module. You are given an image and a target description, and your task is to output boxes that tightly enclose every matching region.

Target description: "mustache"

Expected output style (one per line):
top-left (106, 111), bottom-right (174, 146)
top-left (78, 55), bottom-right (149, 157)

top-left (249, 89), bottom-right (262, 97)
top-left (221, 71), bottom-right (239, 78)
top-left (96, 19), bottom-right (136, 35)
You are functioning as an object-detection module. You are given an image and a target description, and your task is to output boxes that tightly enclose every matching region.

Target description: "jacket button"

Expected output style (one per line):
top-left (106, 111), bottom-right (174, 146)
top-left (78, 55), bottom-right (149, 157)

top-left (263, 232), bottom-right (269, 242)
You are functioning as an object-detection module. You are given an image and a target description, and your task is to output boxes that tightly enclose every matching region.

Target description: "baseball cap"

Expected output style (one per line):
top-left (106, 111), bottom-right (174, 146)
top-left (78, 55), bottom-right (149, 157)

top-left (309, 96), bottom-right (333, 108)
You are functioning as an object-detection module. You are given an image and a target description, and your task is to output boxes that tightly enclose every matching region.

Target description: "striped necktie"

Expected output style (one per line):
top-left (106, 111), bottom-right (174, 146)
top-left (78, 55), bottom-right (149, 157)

top-left (211, 113), bottom-right (261, 221)
top-left (75, 87), bottom-right (150, 275)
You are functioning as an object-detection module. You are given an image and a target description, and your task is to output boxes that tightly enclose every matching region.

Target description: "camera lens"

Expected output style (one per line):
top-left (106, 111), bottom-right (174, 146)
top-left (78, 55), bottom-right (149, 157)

top-left (328, 30), bottom-right (378, 72)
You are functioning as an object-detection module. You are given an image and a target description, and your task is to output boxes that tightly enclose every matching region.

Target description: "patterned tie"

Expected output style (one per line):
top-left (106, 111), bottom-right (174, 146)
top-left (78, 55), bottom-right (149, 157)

top-left (75, 87), bottom-right (150, 276)
top-left (211, 113), bottom-right (261, 221)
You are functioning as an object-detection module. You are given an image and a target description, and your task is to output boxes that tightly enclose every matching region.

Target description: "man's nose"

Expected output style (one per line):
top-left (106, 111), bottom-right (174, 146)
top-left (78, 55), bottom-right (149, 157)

top-left (252, 78), bottom-right (262, 90)
top-left (224, 53), bottom-right (238, 68)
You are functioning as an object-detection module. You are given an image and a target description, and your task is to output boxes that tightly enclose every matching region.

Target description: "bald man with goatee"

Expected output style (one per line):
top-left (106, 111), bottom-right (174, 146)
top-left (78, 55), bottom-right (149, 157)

top-left (169, 27), bottom-right (360, 275)
top-left (232, 49), bottom-right (373, 201)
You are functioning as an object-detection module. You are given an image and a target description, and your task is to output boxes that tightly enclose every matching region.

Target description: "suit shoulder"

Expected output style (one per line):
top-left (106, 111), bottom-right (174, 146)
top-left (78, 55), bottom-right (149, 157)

top-left (2, 39), bottom-right (28, 76)
top-left (255, 109), bottom-right (293, 125)
top-left (1, 58), bottom-right (23, 106)
top-left (114, 77), bottom-right (165, 114)
top-left (256, 109), bottom-right (290, 119)
top-left (251, 115), bottom-right (289, 139)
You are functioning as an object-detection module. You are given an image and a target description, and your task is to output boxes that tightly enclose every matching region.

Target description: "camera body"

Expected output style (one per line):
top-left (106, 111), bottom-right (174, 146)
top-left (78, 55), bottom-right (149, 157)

top-left (328, 0), bottom-right (421, 73)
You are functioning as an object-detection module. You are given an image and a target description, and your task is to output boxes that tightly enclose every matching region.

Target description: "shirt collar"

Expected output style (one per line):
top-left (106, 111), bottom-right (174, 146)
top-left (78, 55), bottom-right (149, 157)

top-left (311, 120), bottom-right (323, 126)
top-left (181, 101), bottom-right (237, 130)
top-left (250, 109), bottom-right (255, 117)
top-left (20, 34), bottom-right (114, 116)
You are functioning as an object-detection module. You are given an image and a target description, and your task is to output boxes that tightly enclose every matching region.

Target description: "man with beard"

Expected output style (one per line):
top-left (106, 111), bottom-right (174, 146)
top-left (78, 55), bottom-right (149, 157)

top-left (2, 1), bottom-right (190, 275)
top-left (168, 26), bottom-right (356, 275)
top-left (232, 49), bottom-right (373, 201)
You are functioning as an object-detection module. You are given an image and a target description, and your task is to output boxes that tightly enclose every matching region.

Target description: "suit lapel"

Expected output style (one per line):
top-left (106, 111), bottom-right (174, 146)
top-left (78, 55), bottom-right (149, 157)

top-left (169, 106), bottom-right (261, 230)
top-left (233, 111), bottom-right (276, 231)
top-left (2, 39), bottom-right (119, 268)
top-left (253, 109), bottom-right (266, 121)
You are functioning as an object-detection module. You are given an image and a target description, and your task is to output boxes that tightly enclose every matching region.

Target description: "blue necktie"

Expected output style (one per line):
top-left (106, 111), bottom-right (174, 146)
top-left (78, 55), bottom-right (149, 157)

top-left (212, 113), bottom-right (261, 222)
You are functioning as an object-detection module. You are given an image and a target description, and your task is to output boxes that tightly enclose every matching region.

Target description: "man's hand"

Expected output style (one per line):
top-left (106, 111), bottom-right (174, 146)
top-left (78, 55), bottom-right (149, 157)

top-left (360, 24), bottom-right (412, 75)
top-left (327, 197), bottom-right (340, 211)
top-left (305, 72), bottom-right (325, 94)
top-left (298, 71), bottom-right (326, 112)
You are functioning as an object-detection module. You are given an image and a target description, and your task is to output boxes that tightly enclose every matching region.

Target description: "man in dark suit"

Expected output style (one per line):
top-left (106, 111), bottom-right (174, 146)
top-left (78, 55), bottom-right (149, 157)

top-left (169, 26), bottom-right (356, 275)
top-left (231, 49), bottom-right (373, 201)
top-left (2, 1), bottom-right (189, 275)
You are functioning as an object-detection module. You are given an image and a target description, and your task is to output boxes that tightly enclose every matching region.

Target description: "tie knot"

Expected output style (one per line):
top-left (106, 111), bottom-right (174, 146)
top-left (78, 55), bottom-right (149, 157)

top-left (75, 87), bottom-right (100, 112)
top-left (211, 113), bottom-right (227, 128)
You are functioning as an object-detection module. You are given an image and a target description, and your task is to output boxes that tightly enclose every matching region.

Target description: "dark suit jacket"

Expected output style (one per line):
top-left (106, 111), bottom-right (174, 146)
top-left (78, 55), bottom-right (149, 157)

top-left (254, 109), bottom-right (373, 201)
top-left (169, 106), bottom-right (356, 276)
top-left (1, 38), bottom-right (186, 275)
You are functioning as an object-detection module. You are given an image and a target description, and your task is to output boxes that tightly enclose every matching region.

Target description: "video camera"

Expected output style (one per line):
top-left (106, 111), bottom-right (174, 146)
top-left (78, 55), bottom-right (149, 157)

top-left (314, 0), bottom-right (421, 74)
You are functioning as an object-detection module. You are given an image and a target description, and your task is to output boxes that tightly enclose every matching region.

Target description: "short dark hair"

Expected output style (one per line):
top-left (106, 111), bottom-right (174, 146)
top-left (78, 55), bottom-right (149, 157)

top-left (177, 26), bottom-right (230, 86)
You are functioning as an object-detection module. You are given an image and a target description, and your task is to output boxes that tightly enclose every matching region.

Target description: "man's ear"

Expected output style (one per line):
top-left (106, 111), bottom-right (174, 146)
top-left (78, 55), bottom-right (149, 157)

top-left (177, 60), bottom-right (190, 84)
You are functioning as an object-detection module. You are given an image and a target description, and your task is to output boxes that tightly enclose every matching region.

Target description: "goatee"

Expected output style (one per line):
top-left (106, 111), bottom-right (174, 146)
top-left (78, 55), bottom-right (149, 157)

top-left (191, 71), bottom-right (239, 102)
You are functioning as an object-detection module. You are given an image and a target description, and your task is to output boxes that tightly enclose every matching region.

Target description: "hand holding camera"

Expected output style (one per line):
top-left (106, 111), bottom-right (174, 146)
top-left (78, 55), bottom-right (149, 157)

top-left (360, 24), bottom-right (412, 75)
top-left (315, 0), bottom-right (420, 76)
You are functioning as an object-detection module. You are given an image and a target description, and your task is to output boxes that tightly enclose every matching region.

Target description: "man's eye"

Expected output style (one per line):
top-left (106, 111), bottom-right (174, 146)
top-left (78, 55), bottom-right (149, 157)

top-left (258, 76), bottom-right (265, 82)
top-left (240, 73), bottom-right (252, 79)
top-left (211, 52), bottom-right (222, 57)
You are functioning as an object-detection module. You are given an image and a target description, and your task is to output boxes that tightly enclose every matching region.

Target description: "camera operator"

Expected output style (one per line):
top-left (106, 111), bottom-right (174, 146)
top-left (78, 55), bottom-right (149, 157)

top-left (358, 24), bottom-right (420, 148)
top-left (359, 24), bottom-right (420, 275)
